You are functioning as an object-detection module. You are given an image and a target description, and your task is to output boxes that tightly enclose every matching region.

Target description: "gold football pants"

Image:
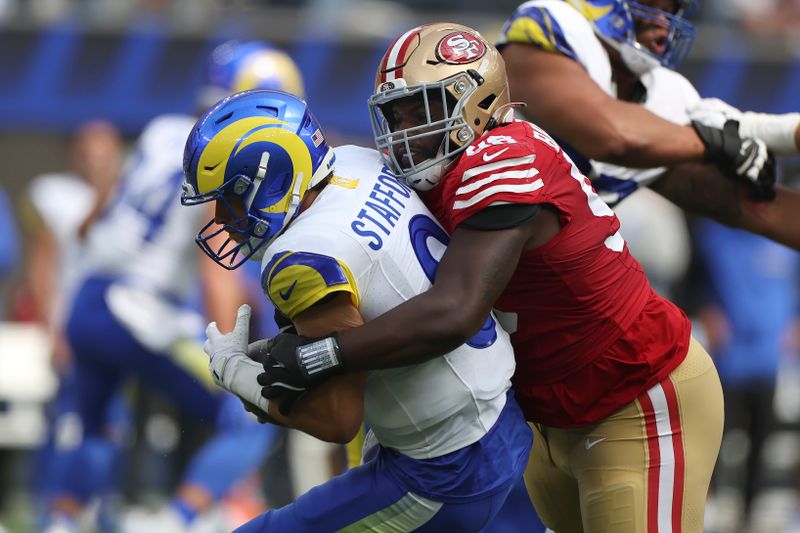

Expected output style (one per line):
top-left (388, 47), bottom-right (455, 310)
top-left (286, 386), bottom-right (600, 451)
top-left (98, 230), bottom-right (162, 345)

top-left (525, 337), bottom-right (723, 533)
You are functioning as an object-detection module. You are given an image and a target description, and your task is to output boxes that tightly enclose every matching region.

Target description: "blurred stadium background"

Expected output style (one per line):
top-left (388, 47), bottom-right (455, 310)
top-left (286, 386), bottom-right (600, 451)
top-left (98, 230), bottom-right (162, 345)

top-left (0, 0), bottom-right (799, 532)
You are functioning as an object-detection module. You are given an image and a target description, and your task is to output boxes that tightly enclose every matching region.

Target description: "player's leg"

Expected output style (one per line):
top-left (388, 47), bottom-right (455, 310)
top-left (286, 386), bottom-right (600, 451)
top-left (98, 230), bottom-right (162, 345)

top-left (238, 393), bottom-right (534, 532)
top-left (44, 278), bottom-right (129, 528)
top-left (572, 336), bottom-right (724, 532)
top-left (480, 473), bottom-right (546, 533)
top-left (523, 423), bottom-right (584, 533)
top-left (670, 337), bottom-right (724, 531)
top-left (233, 455), bottom-right (512, 533)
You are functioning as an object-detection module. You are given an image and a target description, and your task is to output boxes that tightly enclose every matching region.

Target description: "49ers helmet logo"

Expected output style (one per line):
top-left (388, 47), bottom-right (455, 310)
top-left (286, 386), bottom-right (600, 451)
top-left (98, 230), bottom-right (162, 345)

top-left (435, 32), bottom-right (487, 64)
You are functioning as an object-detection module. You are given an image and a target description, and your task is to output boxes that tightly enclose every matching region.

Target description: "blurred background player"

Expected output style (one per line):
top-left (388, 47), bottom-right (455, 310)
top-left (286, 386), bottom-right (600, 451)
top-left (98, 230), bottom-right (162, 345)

top-left (17, 120), bottom-right (128, 531)
top-left (496, 0), bottom-right (800, 250)
top-left (40, 40), bottom-right (310, 533)
top-left (693, 222), bottom-right (800, 532)
top-left (20, 120), bottom-right (122, 371)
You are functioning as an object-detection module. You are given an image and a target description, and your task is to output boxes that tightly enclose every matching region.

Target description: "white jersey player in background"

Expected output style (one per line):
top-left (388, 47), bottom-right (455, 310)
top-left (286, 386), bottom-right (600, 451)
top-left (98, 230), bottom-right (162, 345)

top-left (42, 41), bottom-right (305, 533)
top-left (183, 89), bottom-right (542, 532)
top-left (21, 121), bottom-right (126, 531)
top-left (497, 0), bottom-right (800, 251)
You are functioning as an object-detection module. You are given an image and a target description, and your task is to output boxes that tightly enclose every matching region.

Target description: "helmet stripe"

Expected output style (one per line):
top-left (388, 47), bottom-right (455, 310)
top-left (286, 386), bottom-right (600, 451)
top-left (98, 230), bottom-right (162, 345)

top-left (382, 27), bottom-right (421, 82)
top-left (196, 116), bottom-right (284, 193)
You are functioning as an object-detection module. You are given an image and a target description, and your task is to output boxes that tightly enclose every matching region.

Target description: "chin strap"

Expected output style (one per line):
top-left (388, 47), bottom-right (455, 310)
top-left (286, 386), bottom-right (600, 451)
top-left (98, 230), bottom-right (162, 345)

top-left (486, 102), bottom-right (526, 131)
top-left (282, 170), bottom-right (306, 231)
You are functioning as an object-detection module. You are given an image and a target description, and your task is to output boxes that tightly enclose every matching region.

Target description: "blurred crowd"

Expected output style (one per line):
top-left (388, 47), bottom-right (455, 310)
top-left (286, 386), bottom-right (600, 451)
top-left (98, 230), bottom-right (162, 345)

top-left (1, 0), bottom-right (800, 36)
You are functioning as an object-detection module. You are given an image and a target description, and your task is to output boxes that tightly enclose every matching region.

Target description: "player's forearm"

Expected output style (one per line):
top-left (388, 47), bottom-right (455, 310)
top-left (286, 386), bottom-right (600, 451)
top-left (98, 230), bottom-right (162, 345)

top-left (338, 290), bottom-right (478, 372)
top-left (651, 164), bottom-right (800, 251)
top-left (734, 185), bottom-right (800, 251)
top-left (267, 373), bottom-right (366, 443)
top-left (502, 44), bottom-right (706, 167)
top-left (340, 225), bottom-right (528, 372)
top-left (586, 110), bottom-right (706, 168)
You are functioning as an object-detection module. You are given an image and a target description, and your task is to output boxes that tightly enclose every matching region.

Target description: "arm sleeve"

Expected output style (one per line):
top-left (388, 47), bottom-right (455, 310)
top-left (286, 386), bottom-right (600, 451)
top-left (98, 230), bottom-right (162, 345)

top-left (459, 203), bottom-right (542, 230)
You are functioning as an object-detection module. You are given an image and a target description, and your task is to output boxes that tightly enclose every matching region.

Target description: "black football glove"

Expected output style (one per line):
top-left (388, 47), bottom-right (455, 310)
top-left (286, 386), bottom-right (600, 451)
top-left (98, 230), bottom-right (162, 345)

top-left (249, 333), bottom-right (345, 416)
top-left (692, 119), bottom-right (776, 200)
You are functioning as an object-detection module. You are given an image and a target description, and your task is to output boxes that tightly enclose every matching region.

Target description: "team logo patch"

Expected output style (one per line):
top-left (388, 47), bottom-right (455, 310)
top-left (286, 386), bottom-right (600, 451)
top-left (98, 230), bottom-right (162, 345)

top-left (436, 32), bottom-right (487, 64)
top-left (379, 81), bottom-right (396, 92)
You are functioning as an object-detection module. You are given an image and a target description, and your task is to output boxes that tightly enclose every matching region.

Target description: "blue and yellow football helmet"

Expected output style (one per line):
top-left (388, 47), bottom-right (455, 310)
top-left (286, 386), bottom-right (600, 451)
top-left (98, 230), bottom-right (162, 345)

top-left (197, 40), bottom-right (305, 110)
top-left (567, 0), bottom-right (697, 73)
top-left (181, 90), bottom-right (335, 270)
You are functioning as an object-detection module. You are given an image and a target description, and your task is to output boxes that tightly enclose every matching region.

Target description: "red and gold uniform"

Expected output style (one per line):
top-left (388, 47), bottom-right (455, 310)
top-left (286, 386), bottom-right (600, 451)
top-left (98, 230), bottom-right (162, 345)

top-left (424, 119), bottom-right (723, 532)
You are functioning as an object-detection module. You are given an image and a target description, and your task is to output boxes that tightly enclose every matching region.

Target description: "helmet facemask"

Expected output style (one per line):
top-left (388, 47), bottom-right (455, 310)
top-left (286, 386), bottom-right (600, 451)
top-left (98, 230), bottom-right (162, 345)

top-left (370, 22), bottom-right (510, 191)
top-left (182, 165), bottom-right (278, 270)
top-left (626, 0), bottom-right (697, 71)
top-left (572, 0), bottom-right (697, 74)
top-left (369, 73), bottom-right (479, 191)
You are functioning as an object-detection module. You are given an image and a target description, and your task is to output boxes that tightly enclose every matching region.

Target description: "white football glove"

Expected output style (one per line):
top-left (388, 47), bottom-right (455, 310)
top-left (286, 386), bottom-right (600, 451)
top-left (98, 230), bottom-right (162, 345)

top-left (690, 97), bottom-right (800, 155)
top-left (204, 304), bottom-right (270, 413)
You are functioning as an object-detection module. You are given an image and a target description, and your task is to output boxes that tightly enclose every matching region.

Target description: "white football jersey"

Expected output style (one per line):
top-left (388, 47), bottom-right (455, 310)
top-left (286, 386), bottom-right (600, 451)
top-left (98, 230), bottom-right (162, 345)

top-left (262, 145), bottom-right (515, 460)
top-left (498, 0), bottom-right (702, 205)
top-left (81, 114), bottom-right (205, 301)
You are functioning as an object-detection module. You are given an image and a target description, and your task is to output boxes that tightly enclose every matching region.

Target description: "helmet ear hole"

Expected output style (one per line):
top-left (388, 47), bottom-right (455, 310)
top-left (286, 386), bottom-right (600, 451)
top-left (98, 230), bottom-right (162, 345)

top-left (477, 94), bottom-right (497, 110)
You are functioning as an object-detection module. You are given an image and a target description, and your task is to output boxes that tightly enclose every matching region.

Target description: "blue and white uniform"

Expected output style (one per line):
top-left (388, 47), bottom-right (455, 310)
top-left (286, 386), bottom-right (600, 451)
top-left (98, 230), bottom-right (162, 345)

top-left (235, 146), bottom-right (538, 532)
top-left (58, 114), bottom-right (277, 505)
top-left (497, 0), bottom-right (701, 206)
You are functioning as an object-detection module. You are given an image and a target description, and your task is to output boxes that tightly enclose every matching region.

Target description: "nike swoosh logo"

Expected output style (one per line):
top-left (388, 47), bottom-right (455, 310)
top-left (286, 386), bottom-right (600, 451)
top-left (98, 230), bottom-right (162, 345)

top-left (482, 147), bottom-right (510, 162)
top-left (585, 436), bottom-right (607, 450)
top-left (279, 280), bottom-right (298, 301)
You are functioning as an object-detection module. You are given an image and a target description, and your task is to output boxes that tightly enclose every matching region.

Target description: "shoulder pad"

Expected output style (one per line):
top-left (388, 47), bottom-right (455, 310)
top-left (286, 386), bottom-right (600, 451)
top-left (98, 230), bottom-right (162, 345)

top-left (448, 122), bottom-right (548, 212)
top-left (498, 1), bottom-right (577, 61)
top-left (261, 250), bottom-right (359, 319)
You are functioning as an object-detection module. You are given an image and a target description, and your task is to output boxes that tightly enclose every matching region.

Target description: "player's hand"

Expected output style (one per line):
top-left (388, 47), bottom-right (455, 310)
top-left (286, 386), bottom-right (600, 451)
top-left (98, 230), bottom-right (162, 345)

top-left (688, 97), bottom-right (743, 130)
top-left (240, 398), bottom-right (270, 423)
top-left (249, 333), bottom-right (344, 416)
top-left (692, 120), bottom-right (776, 200)
top-left (204, 304), bottom-right (271, 413)
top-left (690, 98), bottom-right (799, 156)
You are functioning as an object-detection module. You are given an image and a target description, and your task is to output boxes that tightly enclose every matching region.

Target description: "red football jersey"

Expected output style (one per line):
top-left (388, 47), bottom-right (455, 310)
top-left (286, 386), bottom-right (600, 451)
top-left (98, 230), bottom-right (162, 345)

top-left (423, 120), bottom-right (691, 427)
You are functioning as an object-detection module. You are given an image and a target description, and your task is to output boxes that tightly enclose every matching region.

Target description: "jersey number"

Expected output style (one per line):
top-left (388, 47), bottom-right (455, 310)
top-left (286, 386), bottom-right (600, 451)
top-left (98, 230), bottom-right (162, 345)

top-left (408, 214), bottom-right (497, 349)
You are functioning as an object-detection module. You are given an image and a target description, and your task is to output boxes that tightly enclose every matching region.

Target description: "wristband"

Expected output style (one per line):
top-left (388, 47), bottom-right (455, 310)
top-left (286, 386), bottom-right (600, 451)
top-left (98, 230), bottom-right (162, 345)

top-left (297, 335), bottom-right (343, 378)
top-left (739, 112), bottom-right (800, 156)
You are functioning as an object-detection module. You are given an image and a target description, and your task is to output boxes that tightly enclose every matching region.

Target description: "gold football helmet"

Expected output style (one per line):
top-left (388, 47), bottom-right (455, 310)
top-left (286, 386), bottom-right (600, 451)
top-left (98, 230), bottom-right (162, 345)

top-left (368, 22), bottom-right (511, 190)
